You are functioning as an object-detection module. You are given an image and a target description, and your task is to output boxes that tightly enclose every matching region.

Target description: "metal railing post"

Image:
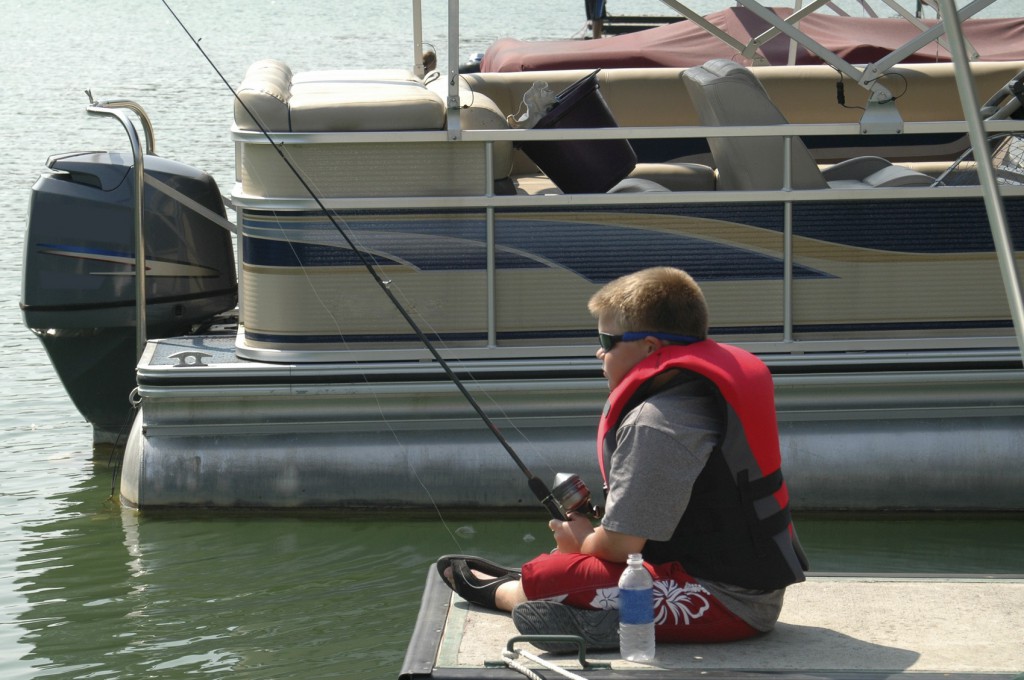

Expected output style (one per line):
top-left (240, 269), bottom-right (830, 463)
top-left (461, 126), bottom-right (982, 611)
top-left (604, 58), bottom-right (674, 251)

top-left (485, 142), bottom-right (497, 347)
top-left (87, 100), bottom-right (149, 361)
top-left (783, 136), bottom-right (794, 343)
top-left (938, 0), bottom-right (1024, 361)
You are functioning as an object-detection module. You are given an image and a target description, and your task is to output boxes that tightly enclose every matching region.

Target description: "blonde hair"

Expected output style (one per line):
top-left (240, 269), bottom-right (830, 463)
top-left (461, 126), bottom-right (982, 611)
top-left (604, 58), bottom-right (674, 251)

top-left (588, 267), bottom-right (708, 339)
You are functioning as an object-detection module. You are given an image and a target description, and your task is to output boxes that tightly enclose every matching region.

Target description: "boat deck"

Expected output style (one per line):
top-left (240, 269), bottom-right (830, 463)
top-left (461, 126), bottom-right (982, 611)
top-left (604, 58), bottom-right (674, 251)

top-left (401, 570), bottom-right (1024, 680)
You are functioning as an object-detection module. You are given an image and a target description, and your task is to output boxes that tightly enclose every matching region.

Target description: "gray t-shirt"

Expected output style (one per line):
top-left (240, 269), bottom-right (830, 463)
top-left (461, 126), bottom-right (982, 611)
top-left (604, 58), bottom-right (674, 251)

top-left (600, 375), bottom-right (785, 632)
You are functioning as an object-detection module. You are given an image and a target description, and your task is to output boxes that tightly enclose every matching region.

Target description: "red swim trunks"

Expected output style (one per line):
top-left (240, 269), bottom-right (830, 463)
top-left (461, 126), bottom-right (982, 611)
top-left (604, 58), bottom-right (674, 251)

top-left (520, 552), bottom-right (758, 643)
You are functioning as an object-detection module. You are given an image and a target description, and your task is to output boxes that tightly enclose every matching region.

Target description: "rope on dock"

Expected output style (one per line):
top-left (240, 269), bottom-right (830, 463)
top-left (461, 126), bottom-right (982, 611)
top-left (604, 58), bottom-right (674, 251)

top-left (501, 649), bottom-right (591, 680)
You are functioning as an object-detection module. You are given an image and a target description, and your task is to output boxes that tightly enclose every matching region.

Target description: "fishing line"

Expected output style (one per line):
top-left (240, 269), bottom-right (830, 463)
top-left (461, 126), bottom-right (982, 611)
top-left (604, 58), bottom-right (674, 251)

top-left (159, 0), bottom-right (567, 520)
top-left (248, 186), bottom-right (556, 549)
top-left (241, 140), bottom-right (547, 550)
top-left (251, 207), bottom-right (470, 549)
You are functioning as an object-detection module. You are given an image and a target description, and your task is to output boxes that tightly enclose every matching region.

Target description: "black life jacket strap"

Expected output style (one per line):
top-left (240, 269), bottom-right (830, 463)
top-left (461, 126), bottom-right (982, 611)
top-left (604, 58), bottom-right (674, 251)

top-left (744, 467), bottom-right (784, 500)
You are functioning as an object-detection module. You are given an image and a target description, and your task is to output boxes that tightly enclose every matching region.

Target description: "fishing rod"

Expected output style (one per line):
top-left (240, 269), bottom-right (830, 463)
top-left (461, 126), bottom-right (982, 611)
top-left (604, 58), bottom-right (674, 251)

top-left (159, 0), bottom-right (571, 521)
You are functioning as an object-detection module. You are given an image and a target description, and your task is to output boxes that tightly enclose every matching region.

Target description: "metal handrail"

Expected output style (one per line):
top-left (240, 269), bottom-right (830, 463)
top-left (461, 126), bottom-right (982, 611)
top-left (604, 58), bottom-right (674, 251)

top-left (938, 0), bottom-right (1024, 360)
top-left (86, 91), bottom-right (156, 155)
top-left (229, 118), bottom-right (1024, 145)
top-left (85, 97), bottom-right (149, 360)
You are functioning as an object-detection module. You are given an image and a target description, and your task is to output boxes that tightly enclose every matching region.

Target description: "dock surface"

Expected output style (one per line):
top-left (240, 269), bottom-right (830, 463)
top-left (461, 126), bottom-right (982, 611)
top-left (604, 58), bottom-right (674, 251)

top-left (402, 571), bottom-right (1024, 679)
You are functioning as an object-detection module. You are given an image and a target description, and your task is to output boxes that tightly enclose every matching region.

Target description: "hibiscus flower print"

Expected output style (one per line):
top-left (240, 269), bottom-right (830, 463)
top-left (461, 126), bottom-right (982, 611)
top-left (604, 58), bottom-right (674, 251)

top-left (653, 580), bottom-right (711, 625)
top-left (589, 587), bottom-right (619, 610)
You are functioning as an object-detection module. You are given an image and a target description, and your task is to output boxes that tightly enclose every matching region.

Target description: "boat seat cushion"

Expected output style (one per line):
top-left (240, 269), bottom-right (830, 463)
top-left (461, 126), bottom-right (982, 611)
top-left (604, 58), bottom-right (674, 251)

top-left (291, 68), bottom-right (421, 85)
top-left (289, 81), bottom-right (444, 132)
top-left (630, 162), bottom-right (716, 191)
top-left (235, 59), bottom-right (294, 131)
top-left (608, 178), bottom-right (671, 192)
top-left (822, 156), bottom-right (933, 187)
top-left (234, 59), bottom-right (446, 132)
top-left (514, 163), bottom-right (713, 195)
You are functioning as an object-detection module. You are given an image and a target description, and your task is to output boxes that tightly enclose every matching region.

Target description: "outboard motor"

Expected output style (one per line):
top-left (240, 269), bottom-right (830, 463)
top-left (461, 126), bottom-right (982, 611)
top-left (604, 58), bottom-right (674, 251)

top-left (21, 150), bottom-right (237, 442)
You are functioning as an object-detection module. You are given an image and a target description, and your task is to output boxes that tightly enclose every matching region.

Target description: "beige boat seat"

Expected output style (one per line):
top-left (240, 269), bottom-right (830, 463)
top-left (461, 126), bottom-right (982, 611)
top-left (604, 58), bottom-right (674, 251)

top-left (233, 59), bottom-right (513, 197)
top-left (514, 162), bottom-right (714, 195)
top-left (234, 61), bottom-right (444, 132)
top-left (681, 59), bottom-right (934, 190)
top-left (425, 76), bottom-right (515, 185)
top-left (630, 162), bottom-right (716, 191)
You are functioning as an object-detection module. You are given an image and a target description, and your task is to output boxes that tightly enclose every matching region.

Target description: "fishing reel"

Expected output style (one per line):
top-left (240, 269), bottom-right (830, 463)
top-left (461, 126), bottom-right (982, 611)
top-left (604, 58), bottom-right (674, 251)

top-left (550, 472), bottom-right (601, 519)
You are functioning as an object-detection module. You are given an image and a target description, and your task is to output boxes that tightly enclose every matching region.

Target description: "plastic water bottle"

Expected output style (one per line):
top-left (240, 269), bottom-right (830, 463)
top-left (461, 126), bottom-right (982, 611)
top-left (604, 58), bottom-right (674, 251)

top-left (617, 553), bottom-right (655, 662)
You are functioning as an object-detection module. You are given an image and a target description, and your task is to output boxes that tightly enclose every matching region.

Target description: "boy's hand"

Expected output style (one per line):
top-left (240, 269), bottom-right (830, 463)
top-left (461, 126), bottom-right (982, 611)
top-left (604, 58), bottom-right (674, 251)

top-left (549, 516), bottom-right (647, 562)
top-left (549, 513), bottom-right (594, 553)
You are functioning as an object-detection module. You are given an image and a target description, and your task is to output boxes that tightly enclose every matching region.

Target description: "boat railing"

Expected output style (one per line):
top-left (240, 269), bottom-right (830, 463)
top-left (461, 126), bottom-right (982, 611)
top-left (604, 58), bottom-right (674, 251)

top-left (231, 119), bottom-right (1024, 211)
top-left (230, 88), bottom-right (1024, 364)
top-left (86, 96), bottom-right (150, 361)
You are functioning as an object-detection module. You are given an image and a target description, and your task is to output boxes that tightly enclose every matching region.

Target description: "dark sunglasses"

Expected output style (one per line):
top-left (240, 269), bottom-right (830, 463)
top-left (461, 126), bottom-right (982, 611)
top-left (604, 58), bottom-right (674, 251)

top-left (598, 331), bottom-right (700, 352)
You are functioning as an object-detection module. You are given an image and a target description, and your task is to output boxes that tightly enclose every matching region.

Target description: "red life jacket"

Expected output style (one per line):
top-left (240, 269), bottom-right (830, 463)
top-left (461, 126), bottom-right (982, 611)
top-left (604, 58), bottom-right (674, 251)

top-left (598, 339), bottom-right (807, 590)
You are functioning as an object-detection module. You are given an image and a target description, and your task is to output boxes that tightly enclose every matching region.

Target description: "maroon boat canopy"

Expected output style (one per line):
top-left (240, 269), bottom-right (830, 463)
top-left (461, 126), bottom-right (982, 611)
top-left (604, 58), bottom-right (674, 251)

top-left (481, 6), bottom-right (1024, 72)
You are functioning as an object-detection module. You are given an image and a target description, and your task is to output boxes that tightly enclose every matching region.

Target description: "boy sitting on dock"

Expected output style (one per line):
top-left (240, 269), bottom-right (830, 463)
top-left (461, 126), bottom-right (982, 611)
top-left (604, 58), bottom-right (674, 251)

top-left (438, 266), bottom-right (808, 651)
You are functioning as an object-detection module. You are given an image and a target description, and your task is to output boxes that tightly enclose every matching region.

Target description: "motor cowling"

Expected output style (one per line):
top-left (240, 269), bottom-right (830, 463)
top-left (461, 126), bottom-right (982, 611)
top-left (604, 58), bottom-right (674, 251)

top-left (21, 151), bottom-right (237, 333)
